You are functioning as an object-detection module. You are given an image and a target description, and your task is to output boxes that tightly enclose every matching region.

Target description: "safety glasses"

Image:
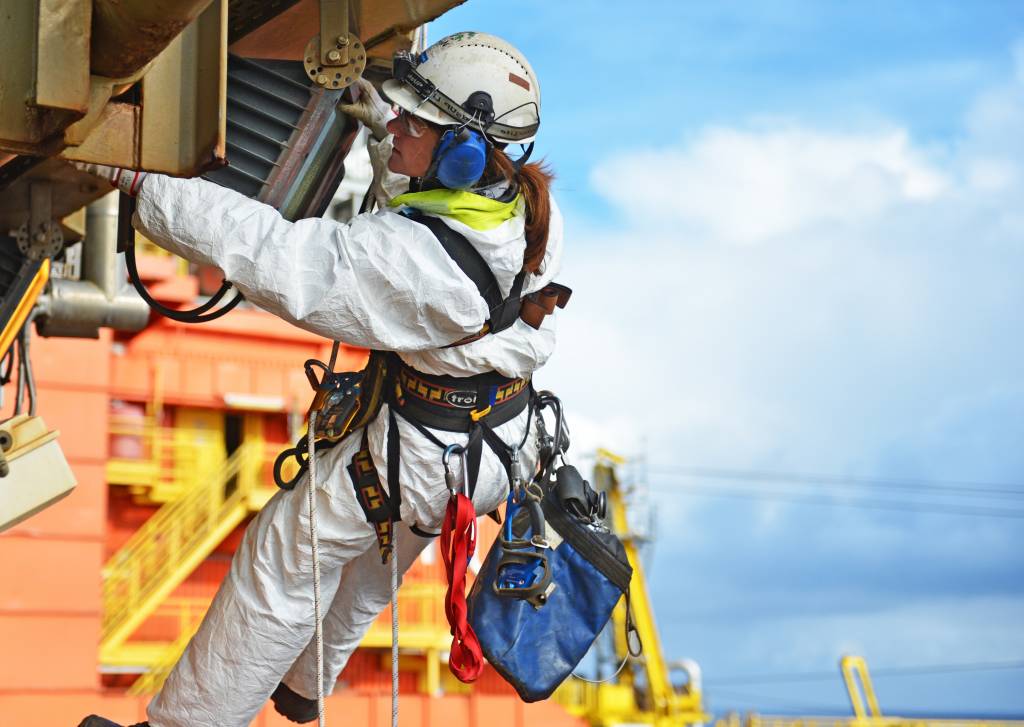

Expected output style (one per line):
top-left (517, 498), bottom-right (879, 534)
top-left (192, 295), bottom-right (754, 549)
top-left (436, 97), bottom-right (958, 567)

top-left (393, 108), bottom-right (429, 137)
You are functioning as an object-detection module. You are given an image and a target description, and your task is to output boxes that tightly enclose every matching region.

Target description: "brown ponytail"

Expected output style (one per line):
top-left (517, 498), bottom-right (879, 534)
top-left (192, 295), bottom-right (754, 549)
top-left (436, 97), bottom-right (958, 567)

top-left (490, 148), bottom-right (554, 274)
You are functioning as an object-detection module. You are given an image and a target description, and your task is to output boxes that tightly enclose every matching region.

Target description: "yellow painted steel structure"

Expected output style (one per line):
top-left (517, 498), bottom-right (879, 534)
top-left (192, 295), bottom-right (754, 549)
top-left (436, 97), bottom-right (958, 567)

top-left (0, 258), bottom-right (50, 362)
top-left (555, 451), bottom-right (708, 727)
top-left (99, 439), bottom-right (268, 660)
top-left (101, 413), bottom-right (457, 695)
top-left (103, 420), bottom-right (1024, 719)
top-left (716, 656), bottom-right (1024, 727)
top-left (107, 420), bottom-right (225, 504)
top-left (106, 436), bottom-right (715, 709)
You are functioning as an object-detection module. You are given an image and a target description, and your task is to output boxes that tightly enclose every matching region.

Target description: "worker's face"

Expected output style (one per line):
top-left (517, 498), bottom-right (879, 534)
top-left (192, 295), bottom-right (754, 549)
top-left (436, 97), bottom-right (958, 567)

top-left (386, 110), bottom-right (442, 177)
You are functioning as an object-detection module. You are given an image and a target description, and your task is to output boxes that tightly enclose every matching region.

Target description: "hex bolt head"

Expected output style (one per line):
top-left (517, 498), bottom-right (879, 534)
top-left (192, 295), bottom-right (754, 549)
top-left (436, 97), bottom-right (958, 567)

top-left (327, 49), bottom-right (341, 62)
top-left (317, 74), bottom-right (328, 85)
top-left (336, 35), bottom-right (349, 46)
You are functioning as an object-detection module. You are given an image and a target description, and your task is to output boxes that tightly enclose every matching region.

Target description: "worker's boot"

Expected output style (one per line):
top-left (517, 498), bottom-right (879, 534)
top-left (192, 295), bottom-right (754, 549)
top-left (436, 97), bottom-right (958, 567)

top-left (77, 717), bottom-right (149, 727)
top-left (271, 682), bottom-right (319, 724)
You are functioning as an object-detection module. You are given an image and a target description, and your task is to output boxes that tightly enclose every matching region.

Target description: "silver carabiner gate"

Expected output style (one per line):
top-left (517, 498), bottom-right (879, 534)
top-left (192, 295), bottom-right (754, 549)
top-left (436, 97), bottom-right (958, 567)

top-left (442, 443), bottom-right (468, 499)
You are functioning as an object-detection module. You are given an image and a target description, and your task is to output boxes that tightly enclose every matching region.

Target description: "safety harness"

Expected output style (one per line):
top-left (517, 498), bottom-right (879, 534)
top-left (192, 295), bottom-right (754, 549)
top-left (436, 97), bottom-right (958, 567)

top-left (274, 206), bottom-right (570, 513)
top-left (404, 209), bottom-right (571, 345)
top-left (273, 208), bottom-right (571, 684)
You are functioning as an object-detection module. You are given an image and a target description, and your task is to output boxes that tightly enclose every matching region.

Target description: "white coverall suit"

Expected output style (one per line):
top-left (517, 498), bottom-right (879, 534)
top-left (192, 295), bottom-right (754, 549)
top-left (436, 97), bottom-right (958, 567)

top-left (130, 167), bottom-right (563, 726)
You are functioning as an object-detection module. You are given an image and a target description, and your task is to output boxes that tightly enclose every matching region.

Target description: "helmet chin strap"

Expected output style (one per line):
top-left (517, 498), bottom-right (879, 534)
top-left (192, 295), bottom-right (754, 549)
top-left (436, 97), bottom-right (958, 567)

top-left (511, 142), bottom-right (535, 171)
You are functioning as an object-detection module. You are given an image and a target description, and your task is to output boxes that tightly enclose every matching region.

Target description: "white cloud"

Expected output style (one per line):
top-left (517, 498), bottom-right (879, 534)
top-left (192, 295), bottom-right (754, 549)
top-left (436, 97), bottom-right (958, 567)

top-left (549, 42), bottom-right (1024, 478)
top-left (966, 157), bottom-right (1019, 191)
top-left (541, 43), bottom-right (1024, 691)
top-left (589, 126), bottom-right (949, 244)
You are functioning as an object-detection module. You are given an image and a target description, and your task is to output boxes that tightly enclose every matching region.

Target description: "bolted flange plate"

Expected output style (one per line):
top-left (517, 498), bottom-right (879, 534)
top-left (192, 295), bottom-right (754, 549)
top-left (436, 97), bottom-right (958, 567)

top-left (303, 33), bottom-right (366, 90)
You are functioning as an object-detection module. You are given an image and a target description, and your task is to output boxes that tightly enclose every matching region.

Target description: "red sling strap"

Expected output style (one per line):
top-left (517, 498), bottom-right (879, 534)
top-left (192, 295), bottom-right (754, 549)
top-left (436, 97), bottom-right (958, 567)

top-left (440, 491), bottom-right (484, 682)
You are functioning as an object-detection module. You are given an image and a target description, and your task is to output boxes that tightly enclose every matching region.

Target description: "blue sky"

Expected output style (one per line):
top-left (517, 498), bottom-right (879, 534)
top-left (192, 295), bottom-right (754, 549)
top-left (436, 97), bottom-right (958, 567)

top-left (432, 1), bottom-right (1024, 717)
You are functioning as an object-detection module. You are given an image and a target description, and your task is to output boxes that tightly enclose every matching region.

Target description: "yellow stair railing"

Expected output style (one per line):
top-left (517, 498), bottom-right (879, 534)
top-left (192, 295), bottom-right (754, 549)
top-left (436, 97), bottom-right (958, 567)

top-left (125, 582), bottom-right (454, 695)
top-left (100, 440), bottom-right (264, 661)
top-left (128, 618), bottom-right (202, 696)
top-left (714, 656), bottom-right (1024, 727)
top-left (107, 419), bottom-right (225, 503)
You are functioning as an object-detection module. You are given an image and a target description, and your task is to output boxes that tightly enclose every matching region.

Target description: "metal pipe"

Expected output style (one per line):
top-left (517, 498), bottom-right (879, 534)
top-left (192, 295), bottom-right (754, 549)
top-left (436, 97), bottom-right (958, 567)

top-left (35, 192), bottom-right (150, 338)
top-left (90, 0), bottom-right (216, 79)
top-left (84, 191), bottom-right (121, 298)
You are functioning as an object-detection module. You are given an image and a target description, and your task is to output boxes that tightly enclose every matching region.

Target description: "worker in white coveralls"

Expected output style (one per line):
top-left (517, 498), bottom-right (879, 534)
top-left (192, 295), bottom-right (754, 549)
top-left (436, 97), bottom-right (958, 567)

top-left (78, 32), bottom-right (563, 727)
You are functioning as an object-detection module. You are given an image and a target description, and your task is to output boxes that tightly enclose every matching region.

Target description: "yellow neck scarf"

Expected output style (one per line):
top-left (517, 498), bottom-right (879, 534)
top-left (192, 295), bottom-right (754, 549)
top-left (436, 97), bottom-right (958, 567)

top-left (388, 189), bottom-right (520, 231)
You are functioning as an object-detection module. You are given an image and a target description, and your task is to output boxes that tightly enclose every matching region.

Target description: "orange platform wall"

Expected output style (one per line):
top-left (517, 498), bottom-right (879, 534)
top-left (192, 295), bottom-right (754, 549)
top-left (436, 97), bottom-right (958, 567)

top-left (0, 299), bottom-right (583, 727)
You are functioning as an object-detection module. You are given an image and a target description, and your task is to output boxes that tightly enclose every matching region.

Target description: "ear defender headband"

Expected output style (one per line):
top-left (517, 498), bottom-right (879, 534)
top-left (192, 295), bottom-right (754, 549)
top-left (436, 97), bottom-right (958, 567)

top-left (428, 90), bottom-right (495, 190)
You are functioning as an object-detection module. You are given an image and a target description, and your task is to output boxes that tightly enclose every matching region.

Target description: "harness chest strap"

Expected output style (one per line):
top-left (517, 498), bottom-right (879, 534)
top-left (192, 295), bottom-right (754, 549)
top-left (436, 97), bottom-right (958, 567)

top-left (404, 210), bottom-right (572, 346)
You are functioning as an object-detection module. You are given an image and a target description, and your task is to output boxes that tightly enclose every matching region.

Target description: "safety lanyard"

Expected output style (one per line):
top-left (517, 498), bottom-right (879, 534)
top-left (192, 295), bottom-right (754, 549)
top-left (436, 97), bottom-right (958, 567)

top-left (440, 448), bottom-right (484, 682)
top-left (440, 492), bottom-right (483, 681)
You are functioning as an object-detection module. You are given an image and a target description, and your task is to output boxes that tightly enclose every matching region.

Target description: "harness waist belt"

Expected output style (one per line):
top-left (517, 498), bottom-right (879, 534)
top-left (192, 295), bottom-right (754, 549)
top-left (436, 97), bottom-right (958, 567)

top-left (394, 361), bottom-right (530, 432)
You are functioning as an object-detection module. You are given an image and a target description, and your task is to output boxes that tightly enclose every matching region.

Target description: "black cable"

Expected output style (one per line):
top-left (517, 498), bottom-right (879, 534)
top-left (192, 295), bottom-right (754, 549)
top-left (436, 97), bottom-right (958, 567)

top-left (119, 190), bottom-right (243, 323)
top-left (20, 315), bottom-right (36, 415)
top-left (647, 464), bottom-right (1024, 498)
top-left (13, 331), bottom-right (25, 415)
top-left (124, 237), bottom-right (243, 323)
top-left (708, 687), bottom-right (846, 713)
top-left (646, 480), bottom-right (1024, 519)
top-left (0, 346), bottom-right (14, 385)
top-left (708, 659), bottom-right (1024, 685)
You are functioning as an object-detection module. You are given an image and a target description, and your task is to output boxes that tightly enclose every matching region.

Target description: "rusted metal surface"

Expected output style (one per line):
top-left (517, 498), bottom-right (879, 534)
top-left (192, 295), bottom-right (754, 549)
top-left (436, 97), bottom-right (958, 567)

top-left (60, 103), bottom-right (141, 169)
top-left (90, 0), bottom-right (216, 79)
top-left (227, 0), bottom-right (304, 44)
top-left (229, 0), bottom-right (467, 62)
top-left (260, 84), bottom-right (360, 220)
top-left (0, 158), bottom-right (107, 234)
top-left (35, 0), bottom-right (92, 114)
top-left (139, 0), bottom-right (228, 174)
top-left (0, 0), bottom-right (84, 149)
top-left (59, 0), bottom-right (228, 176)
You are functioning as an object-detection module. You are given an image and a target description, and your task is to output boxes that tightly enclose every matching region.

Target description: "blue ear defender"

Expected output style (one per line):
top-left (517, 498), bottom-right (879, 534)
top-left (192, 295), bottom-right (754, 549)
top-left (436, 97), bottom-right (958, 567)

top-left (434, 128), bottom-right (488, 190)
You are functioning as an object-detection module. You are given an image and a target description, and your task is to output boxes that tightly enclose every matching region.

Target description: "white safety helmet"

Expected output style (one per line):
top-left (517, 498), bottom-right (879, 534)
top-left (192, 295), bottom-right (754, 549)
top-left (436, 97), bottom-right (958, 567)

top-left (382, 31), bottom-right (541, 144)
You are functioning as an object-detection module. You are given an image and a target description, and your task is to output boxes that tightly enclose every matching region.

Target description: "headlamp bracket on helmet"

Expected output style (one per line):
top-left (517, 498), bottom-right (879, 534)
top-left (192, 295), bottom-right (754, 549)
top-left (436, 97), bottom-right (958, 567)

top-left (391, 50), bottom-right (538, 143)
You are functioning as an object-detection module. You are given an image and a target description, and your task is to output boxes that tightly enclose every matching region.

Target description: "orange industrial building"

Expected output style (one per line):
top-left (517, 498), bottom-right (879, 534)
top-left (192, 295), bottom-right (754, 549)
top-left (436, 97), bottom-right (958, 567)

top-left (0, 250), bottom-right (583, 727)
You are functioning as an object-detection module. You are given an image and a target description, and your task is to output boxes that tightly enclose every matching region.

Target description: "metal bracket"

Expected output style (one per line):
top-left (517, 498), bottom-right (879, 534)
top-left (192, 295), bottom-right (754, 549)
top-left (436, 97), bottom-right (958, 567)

top-left (303, 0), bottom-right (365, 89)
top-left (8, 182), bottom-right (64, 261)
top-left (320, 0), bottom-right (350, 66)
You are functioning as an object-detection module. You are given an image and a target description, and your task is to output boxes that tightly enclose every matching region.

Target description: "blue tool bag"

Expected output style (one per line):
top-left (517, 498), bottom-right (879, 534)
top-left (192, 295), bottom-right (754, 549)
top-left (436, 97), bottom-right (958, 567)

top-left (467, 469), bottom-right (635, 702)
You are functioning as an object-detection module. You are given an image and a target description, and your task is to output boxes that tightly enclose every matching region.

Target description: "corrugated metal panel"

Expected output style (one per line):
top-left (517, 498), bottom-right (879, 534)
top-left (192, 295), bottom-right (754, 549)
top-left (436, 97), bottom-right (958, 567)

top-left (203, 56), bottom-right (313, 200)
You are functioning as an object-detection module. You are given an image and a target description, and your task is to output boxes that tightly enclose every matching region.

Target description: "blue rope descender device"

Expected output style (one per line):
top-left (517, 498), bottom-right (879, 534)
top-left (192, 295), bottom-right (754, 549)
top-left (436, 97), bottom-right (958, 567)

top-left (494, 479), bottom-right (554, 608)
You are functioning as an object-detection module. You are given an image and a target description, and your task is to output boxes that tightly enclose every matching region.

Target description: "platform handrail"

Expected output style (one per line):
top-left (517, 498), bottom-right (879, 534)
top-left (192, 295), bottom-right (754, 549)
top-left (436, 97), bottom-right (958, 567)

top-left (107, 421), bottom-right (225, 501)
top-left (100, 440), bottom-right (263, 655)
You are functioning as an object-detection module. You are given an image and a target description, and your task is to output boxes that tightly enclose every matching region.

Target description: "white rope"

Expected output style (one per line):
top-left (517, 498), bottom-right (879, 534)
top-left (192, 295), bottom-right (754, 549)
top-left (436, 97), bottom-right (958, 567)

top-left (391, 526), bottom-right (399, 727)
top-left (571, 653), bottom-right (630, 684)
top-left (307, 412), bottom-right (326, 726)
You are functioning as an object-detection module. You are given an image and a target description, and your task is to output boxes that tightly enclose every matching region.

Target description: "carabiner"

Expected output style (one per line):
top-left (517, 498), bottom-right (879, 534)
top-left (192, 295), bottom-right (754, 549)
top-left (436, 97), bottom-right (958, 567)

top-left (509, 447), bottom-right (524, 501)
top-left (442, 443), bottom-right (467, 498)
